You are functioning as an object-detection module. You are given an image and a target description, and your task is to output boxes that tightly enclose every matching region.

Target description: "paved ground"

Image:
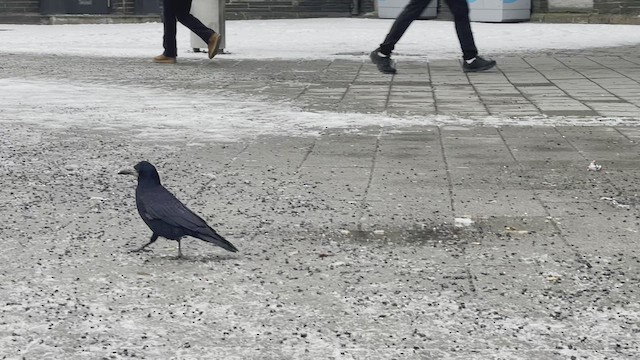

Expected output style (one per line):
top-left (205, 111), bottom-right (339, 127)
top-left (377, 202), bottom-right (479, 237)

top-left (4, 45), bottom-right (639, 119)
top-left (0, 45), bottom-right (639, 359)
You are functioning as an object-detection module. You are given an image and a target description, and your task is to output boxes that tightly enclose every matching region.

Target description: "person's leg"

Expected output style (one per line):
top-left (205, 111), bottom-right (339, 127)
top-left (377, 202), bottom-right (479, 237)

top-left (445, 0), bottom-right (496, 72)
top-left (161, 0), bottom-right (178, 58)
top-left (174, 0), bottom-right (215, 44)
top-left (371, 0), bottom-right (431, 74)
top-left (378, 0), bottom-right (432, 55)
top-left (444, 0), bottom-right (477, 60)
top-left (174, 0), bottom-right (220, 58)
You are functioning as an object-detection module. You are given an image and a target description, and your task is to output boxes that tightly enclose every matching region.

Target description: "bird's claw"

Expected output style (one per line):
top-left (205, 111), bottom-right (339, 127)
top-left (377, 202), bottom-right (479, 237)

top-left (129, 248), bottom-right (153, 254)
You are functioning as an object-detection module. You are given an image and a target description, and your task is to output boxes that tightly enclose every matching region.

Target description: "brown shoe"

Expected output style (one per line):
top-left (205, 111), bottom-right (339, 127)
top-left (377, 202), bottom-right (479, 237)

top-left (153, 54), bottom-right (176, 64)
top-left (208, 33), bottom-right (221, 59)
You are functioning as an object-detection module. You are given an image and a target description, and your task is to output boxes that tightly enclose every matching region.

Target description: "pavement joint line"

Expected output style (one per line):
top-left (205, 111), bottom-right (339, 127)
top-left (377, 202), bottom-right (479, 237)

top-left (620, 56), bottom-right (640, 66)
top-left (296, 136), bottom-right (317, 171)
top-left (519, 127), bottom-right (595, 270)
top-left (382, 74), bottom-right (394, 112)
top-left (554, 127), bottom-right (590, 163)
top-left (357, 130), bottom-right (382, 232)
top-left (499, 64), bottom-right (546, 115)
top-left (522, 56), bottom-right (600, 115)
top-left (464, 266), bottom-right (477, 294)
top-left (586, 55), bottom-right (640, 90)
top-left (555, 57), bottom-right (638, 109)
top-left (465, 66), bottom-right (494, 116)
top-left (436, 126), bottom-right (456, 215)
top-left (613, 127), bottom-right (639, 145)
top-left (340, 61), bottom-right (365, 103)
top-left (541, 199), bottom-right (595, 271)
top-left (497, 127), bottom-right (524, 173)
top-left (293, 75), bottom-right (311, 101)
top-left (426, 60), bottom-right (440, 115)
top-left (554, 126), bottom-right (627, 201)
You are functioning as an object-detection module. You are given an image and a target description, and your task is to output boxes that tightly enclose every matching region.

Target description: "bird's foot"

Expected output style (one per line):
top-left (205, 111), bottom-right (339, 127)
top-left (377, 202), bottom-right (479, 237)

top-left (129, 248), bottom-right (153, 254)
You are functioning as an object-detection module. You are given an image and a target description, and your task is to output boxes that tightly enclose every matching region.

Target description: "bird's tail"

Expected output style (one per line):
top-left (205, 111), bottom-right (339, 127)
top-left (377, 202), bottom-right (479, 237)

top-left (197, 230), bottom-right (239, 253)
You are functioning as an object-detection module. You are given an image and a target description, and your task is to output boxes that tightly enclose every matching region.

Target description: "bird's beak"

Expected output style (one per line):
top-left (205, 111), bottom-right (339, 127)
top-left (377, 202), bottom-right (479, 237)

top-left (118, 168), bottom-right (137, 176)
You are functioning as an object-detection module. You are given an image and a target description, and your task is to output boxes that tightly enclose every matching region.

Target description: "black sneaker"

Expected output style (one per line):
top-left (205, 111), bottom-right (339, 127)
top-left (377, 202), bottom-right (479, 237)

top-left (370, 50), bottom-right (397, 74)
top-left (462, 56), bottom-right (497, 72)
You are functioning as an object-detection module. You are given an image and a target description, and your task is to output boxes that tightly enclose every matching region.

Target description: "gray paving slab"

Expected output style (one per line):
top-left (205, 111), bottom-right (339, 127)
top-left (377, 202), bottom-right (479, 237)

top-left (1, 44), bottom-right (640, 358)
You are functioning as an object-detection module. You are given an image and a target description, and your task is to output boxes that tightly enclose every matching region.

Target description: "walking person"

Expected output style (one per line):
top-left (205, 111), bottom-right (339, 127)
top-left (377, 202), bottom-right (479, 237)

top-left (370, 0), bottom-right (496, 73)
top-left (154, 0), bottom-right (221, 64)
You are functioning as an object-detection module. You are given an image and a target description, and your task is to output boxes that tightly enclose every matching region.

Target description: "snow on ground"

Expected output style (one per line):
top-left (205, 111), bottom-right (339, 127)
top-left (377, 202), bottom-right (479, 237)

top-left (1, 19), bottom-right (640, 140)
top-left (0, 78), bottom-right (404, 141)
top-left (2, 77), bottom-right (636, 142)
top-left (1, 18), bottom-right (640, 60)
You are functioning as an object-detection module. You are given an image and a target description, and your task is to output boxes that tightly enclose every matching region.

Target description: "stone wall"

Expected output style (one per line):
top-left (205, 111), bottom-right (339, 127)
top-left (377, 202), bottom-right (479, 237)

top-left (0, 0), bottom-right (356, 16)
top-left (593, 0), bottom-right (640, 14)
top-left (225, 0), bottom-right (352, 19)
top-left (0, 0), bottom-right (38, 13)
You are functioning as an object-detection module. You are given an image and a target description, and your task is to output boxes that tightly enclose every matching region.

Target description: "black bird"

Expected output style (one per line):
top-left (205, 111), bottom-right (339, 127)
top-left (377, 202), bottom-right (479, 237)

top-left (118, 161), bottom-right (238, 257)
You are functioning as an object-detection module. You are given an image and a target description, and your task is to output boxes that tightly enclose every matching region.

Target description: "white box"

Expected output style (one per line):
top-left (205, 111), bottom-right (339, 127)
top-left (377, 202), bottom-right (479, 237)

top-left (468, 0), bottom-right (530, 22)
top-left (190, 0), bottom-right (226, 51)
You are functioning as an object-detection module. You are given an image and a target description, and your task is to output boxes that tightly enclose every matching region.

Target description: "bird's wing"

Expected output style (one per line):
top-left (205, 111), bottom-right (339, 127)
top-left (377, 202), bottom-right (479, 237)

top-left (137, 185), bottom-right (239, 253)
top-left (138, 186), bottom-right (211, 233)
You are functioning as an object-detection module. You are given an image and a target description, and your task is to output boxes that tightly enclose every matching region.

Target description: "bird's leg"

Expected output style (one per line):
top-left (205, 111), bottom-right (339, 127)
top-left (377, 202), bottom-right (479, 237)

top-left (177, 239), bottom-right (183, 259)
top-left (131, 233), bottom-right (159, 253)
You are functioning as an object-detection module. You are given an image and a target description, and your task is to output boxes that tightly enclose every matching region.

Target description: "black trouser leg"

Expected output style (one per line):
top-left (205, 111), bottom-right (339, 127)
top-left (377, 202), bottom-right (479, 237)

top-left (162, 0), bottom-right (178, 57)
top-left (444, 0), bottom-right (478, 60)
top-left (174, 0), bottom-right (215, 44)
top-left (378, 0), bottom-right (432, 55)
top-left (162, 0), bottom-right (215, 57)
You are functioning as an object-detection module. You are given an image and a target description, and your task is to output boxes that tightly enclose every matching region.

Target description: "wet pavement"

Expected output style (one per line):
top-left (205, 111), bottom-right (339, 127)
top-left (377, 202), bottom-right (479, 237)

top-left (0, 45), bottom-right (639, 359)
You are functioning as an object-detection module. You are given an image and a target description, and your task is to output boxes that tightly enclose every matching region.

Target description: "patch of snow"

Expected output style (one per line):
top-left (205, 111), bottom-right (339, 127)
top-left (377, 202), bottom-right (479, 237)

top-left (2, 78), bottom-right (639, 142)
top-left (1, 19), bottom-right (640, 60)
